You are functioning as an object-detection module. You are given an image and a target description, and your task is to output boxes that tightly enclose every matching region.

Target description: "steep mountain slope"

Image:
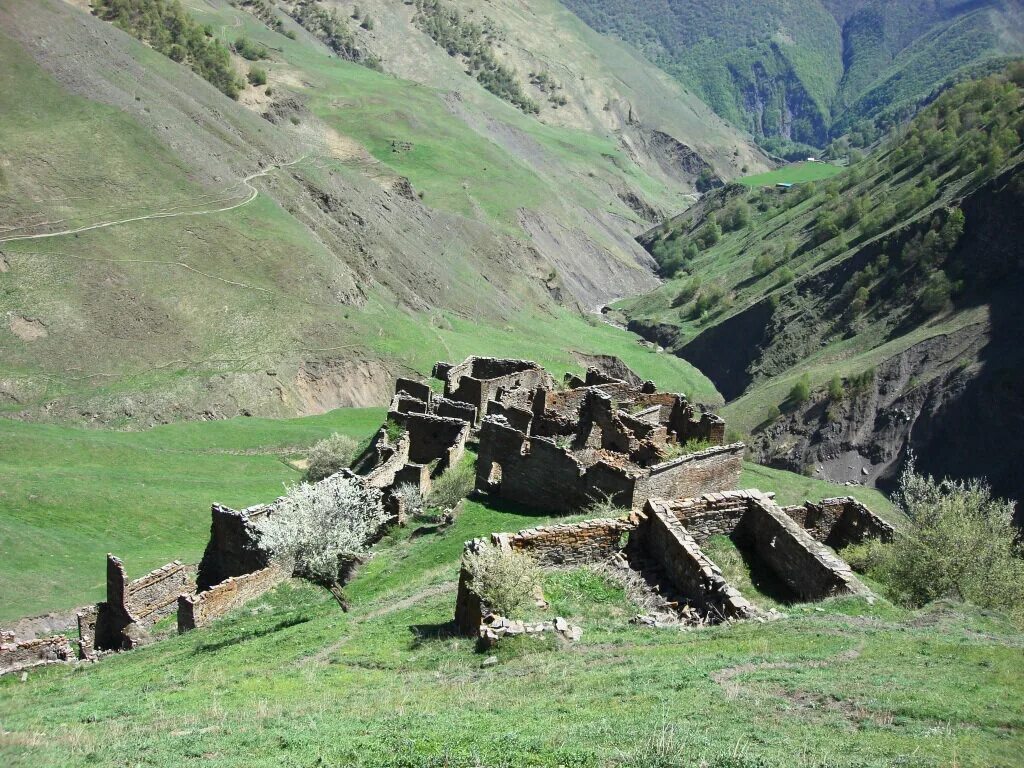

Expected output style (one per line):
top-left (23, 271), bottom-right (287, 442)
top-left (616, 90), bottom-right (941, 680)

top-left (0, 0), bottom-right (758, 425)
top-left (617, 65), bottom-right (1024, 498)
top-left (561, 0), bottom-right (1024, 154)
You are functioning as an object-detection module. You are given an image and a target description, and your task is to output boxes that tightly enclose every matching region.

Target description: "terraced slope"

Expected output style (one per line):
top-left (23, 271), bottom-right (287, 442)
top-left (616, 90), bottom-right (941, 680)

top-left (0, 0), bottom-right (760, 425)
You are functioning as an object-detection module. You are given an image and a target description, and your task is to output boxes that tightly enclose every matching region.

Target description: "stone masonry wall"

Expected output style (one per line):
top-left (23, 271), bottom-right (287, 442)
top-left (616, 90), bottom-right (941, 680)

top-left (0, 631), bottom-right (74, 676)
top-left (783, 497), bottom-right (896, 549)
top-left (178, 564), bottom-right (288, 632)
top-left (633, 444), bottom-right (744, 506)
top-left (636, 502), bottom-right (754, 619)
top-left (124, 560), bottom-right (194, 626)
top-left (394, 377), bottom-right (432, 403)
top-left (495, 517), bottom-right (637, 566)
top-left (660, 490), bottom-right (763, 544)
top-left (395, 411), bottom-right (469, 469)
top-left (736, 496), bottom-right (869, 601)
top-left (196, 504), bottom-right (273, 591)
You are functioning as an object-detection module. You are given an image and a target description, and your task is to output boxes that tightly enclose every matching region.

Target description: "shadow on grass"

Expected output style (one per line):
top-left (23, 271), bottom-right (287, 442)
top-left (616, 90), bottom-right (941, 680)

top-left (468, 491), bottom-right (571, 519)
top-left (408, 620), bottom-right (459, 648)
top-left (192, 613), bottom-right (312, 654)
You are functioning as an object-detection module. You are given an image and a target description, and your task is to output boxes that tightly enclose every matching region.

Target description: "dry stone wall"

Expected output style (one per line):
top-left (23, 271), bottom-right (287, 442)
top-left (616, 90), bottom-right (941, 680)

top-left (178, 564), bottom-right (288, 632)
top-left (197, 504), bottom-right (273, 591)
top-left (496, 517), bottom-right (637, 566)
top-left (636, 503), bottom-right (755, 619)
top-left (735, 496), bottom-right (870, 601)
top-left (634, 444), bottom-right (744, 504)
top-left (0, 631), bottom-right (73, 676)
top-left (783, 497), bottom-right (896, 549)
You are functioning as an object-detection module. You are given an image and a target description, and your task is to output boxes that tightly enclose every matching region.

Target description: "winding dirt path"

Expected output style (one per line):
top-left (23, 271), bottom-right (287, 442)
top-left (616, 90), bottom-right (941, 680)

top-left (0, 156), bottom-right (306, 244)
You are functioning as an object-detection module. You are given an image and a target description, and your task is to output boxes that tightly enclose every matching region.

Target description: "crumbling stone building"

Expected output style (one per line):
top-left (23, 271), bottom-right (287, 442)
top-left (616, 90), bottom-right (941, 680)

top-left (455, 491), bottom-right (894, 642)
top-left (378, 356), bottom-right (745, 515)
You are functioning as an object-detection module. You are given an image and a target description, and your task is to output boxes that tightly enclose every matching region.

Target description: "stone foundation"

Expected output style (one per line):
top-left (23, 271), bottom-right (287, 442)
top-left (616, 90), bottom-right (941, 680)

top-left (456, 488), bottom-right (881, 640)
top-left (0, 631), bottom-right (74, 676)
top-left (783, 497), bottom-right (896, 549)
top-left (636, 502), bottom-right (755, 619)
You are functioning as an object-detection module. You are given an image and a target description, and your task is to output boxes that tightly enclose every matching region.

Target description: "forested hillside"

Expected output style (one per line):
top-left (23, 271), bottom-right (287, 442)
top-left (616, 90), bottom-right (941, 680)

top-left (617, 64), bottom-right (1024, 497)
top-left (562, 0), bottom-right (1024, 156)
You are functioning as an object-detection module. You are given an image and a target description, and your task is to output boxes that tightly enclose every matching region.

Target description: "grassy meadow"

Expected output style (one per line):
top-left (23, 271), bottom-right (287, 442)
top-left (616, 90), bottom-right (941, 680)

top-left (737, 162), bottom-right (844, 187)
top-left (0, 408), bottom-right (385, 620)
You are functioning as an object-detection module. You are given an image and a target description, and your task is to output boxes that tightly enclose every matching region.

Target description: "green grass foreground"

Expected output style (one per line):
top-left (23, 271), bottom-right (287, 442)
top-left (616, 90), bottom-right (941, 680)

top-left (1, 493), bottom-right (1021, 767)
top-left (737, 162), bottom-right (845, 187)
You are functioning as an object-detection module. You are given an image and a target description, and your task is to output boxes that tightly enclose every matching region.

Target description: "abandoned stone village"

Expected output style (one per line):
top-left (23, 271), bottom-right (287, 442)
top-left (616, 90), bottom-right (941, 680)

top-left (1, 356), bottom-right (894, 674)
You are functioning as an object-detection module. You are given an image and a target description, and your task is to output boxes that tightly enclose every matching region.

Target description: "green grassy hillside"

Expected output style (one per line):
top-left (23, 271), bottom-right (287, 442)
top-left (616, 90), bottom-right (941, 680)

top-left (2, 488), bottom-right (1021, 767)
top-left (0, 0), bottom-right (760, 426)
top-left (0, 293), bottom-right (727, 621)
top-left (561, 0), bottom-right (1024, 154)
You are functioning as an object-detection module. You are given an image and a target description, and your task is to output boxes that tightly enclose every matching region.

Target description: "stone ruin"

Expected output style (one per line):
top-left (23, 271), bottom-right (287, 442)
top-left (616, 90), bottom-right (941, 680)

top-left (455, 492), bottom-right (895, 644)
top-left (0, 355), bottom-right (895, 672)
top-left (380, 355), bottom-right (745, 514)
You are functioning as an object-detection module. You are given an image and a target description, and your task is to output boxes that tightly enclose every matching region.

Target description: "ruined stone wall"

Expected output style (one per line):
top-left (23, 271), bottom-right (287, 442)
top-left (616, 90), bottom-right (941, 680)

top-left (486, 400), bottom-right (533, 433)
top-left (178, 564), bottom-right (288, 632)
top-left (76, 606), bottom-right (97, 659)
top-left (498, 437), bottom-right (590, 513)
top-left (124, 560), bottom-right (194, 626)
top-left (495, 517), bottom-right (637, 566)
top-left (661, 490), bottom-right (759, 544)
top-left (736, 497), bottom-right (868, 601)
top-left (396, 412), bottom-right (468, 469)
top-left (362, 432), bottom-right (412, 489)
top-left (196, 504), bottom-right (273, 591)
top-left (391, 394), bottom-right (427, 414)
top-left (636, 504), bottom-right (754, 619)
top-left (784, 497), bottom-right (896, 549)
top-left (0, 631), bottom-right (73, 675)
top-left (394, 377), bottom-right (432, 403)
top-left (633, 444), bottom-right (744, 508)
top-left (668, 400), bottom-right (727, 444)
top-left (434, 397), bottom-right (476, 423)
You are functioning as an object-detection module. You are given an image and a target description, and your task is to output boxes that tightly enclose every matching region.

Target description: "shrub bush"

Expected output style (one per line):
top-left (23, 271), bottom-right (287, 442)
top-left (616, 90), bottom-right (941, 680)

top-left (828, 374), bottom-right (844, 401)
top-left (394, 482), bottom-right (424, 519)
top-left (305, 433), bottom-right (358, 483)
top-left (842, 460), bottom-right (1024, 626)
top-left (787, 373), bottom-right (811, 406)
top-left (427, 459), bottom-right (475, 509)
top-left (247, 66), bottom-right (268, 86)
top-left (464, 543), bottom-right (541, 617)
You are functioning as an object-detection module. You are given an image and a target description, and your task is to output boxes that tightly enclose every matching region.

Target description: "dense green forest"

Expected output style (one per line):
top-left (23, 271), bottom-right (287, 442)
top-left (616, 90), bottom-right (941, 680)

top-left (642, 63), bottom-right (1024, 336)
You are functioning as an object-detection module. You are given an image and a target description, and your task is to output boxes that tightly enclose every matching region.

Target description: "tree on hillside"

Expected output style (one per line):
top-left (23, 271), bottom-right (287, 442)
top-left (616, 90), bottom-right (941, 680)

top-left (255, 476), bottom-right (387, 607)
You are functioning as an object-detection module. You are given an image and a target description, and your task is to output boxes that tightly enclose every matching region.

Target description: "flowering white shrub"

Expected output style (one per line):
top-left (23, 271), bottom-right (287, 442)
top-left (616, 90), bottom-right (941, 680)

top-left (255, 475), bottom-right (386, 588)
top-left (304, 433), bottom-right (359, 482)
top-left (394, 482), bottom-right (425, 519)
